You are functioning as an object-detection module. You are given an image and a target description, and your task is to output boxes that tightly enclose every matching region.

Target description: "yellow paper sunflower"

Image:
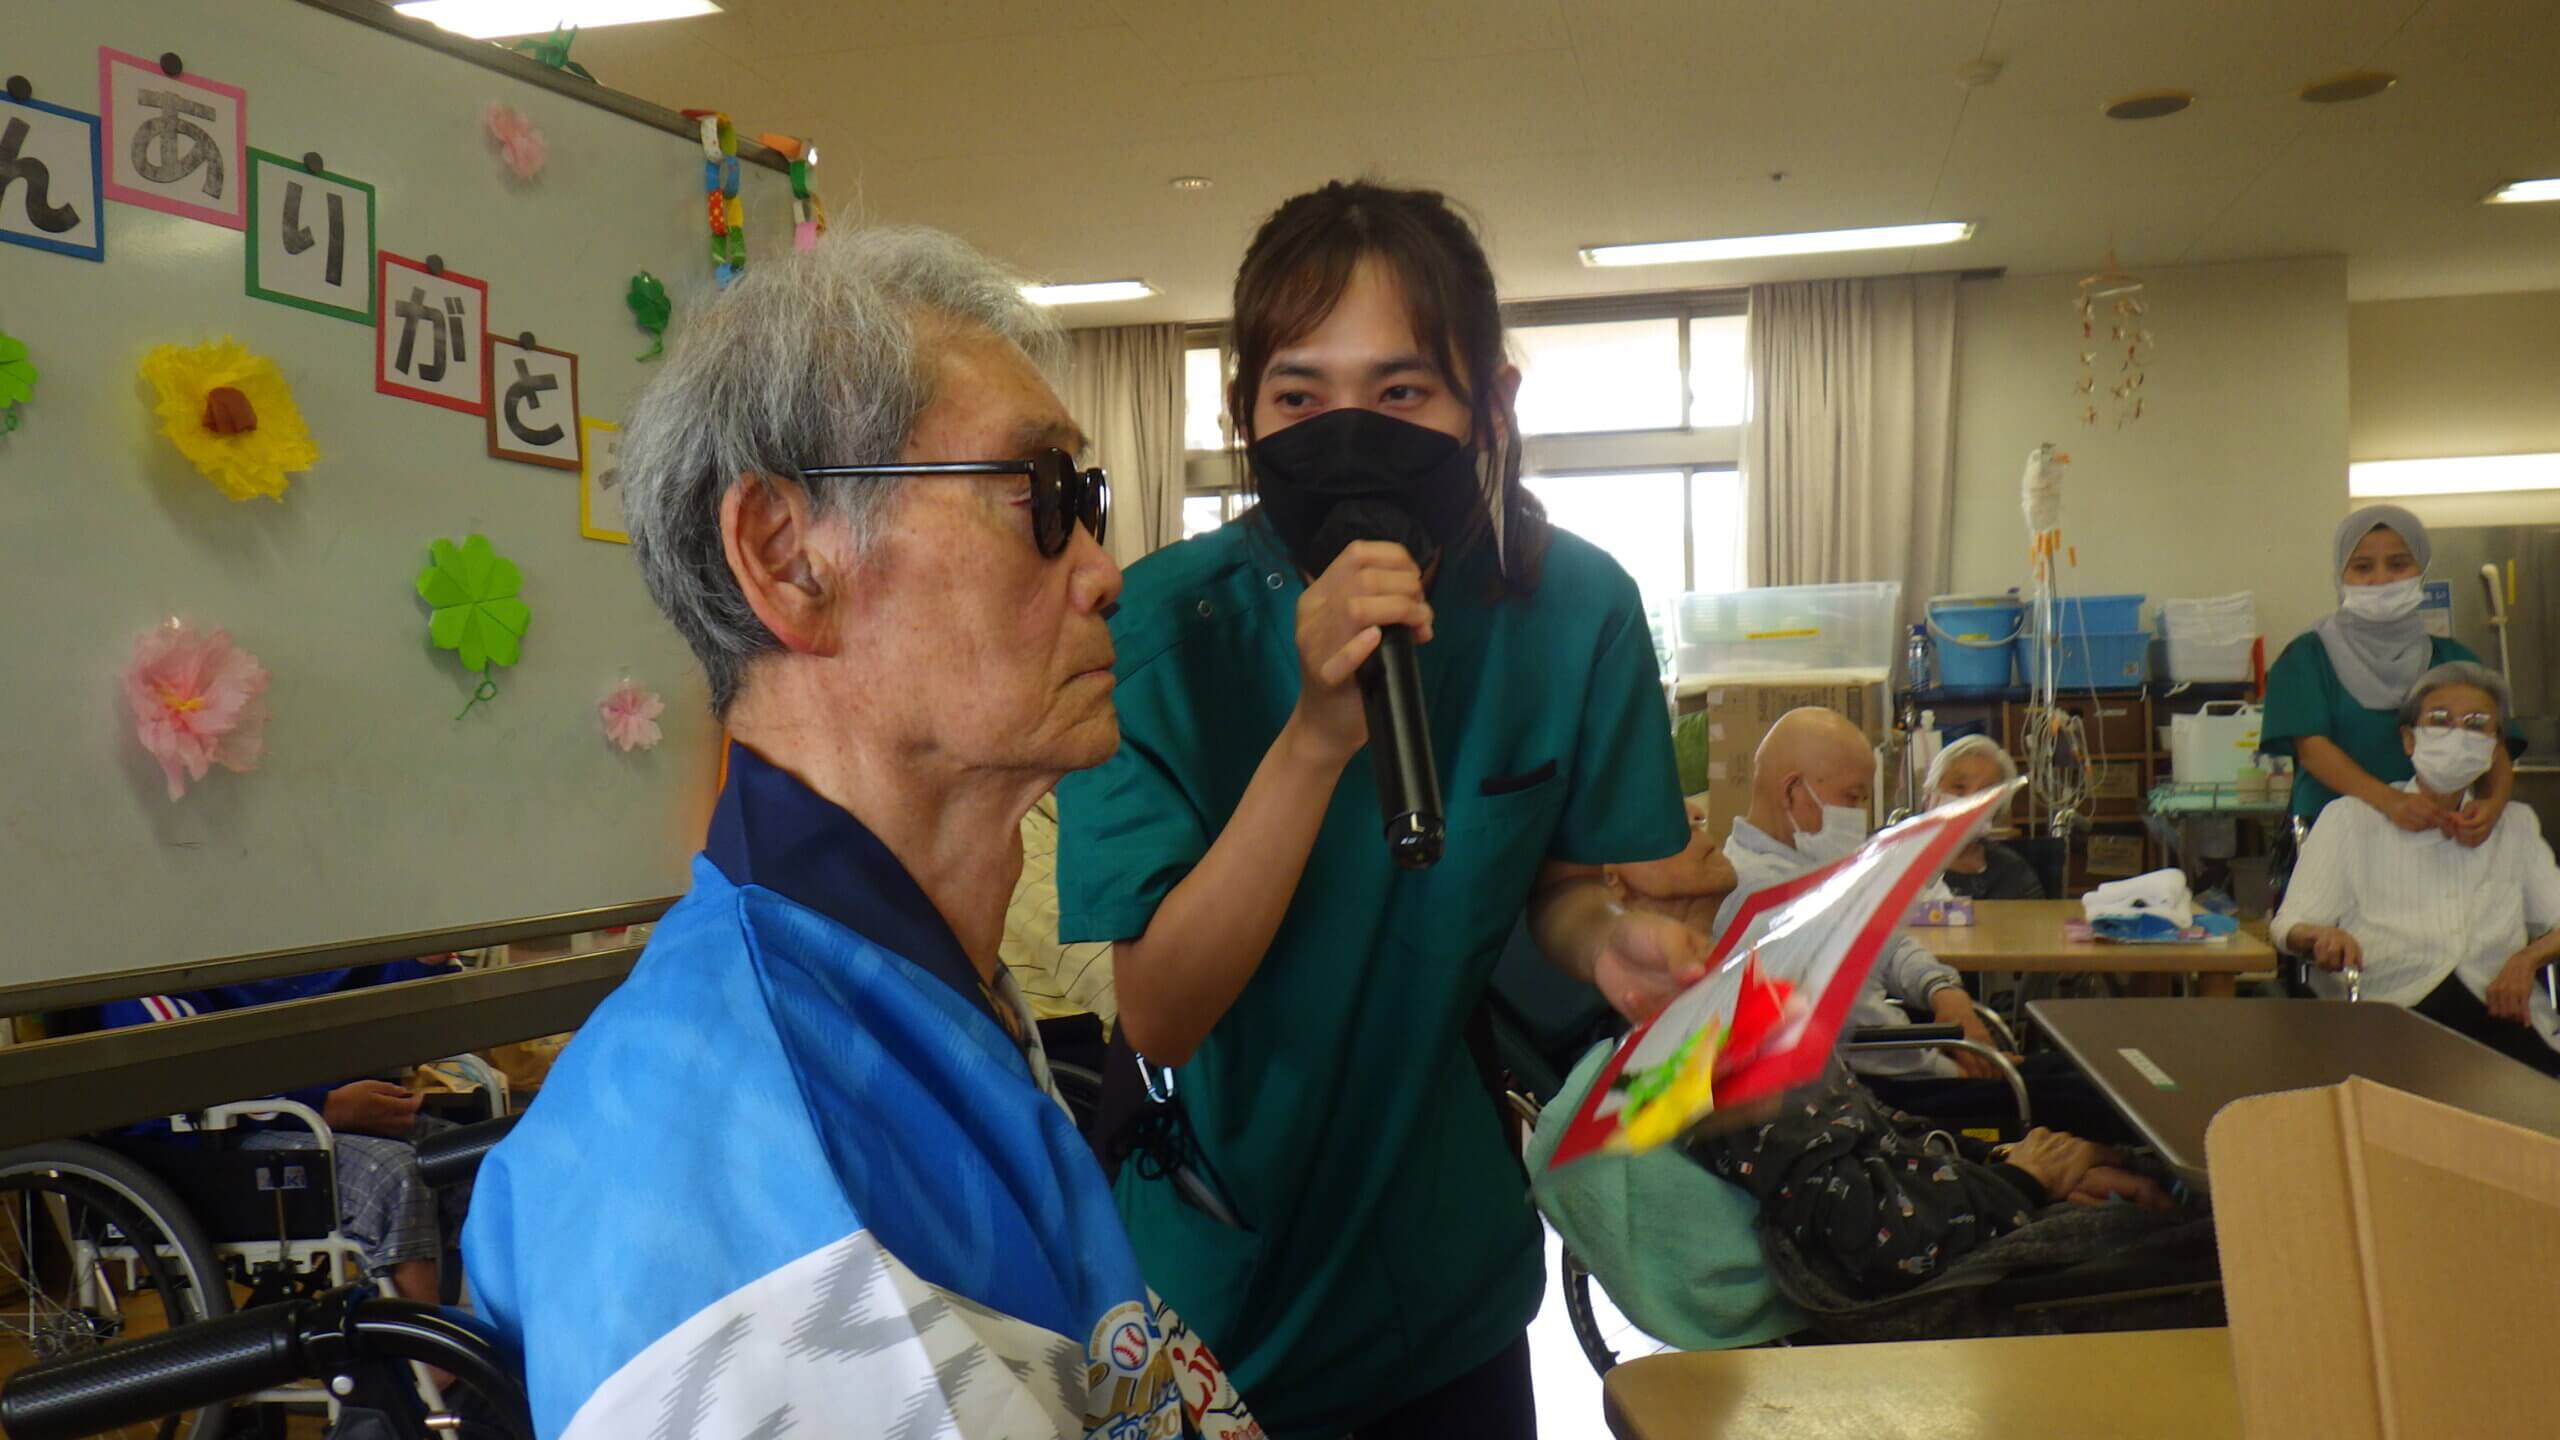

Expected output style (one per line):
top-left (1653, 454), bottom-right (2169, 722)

top-left (140, 338), bottom-right (319, 502)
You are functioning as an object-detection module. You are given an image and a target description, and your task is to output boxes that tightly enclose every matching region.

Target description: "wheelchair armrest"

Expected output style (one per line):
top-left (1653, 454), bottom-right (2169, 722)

top-left (1848, 1023), bottom-right (1961, 1044)
top-left (187, 1099), bottom-right (335, 1154)
top-left (431, 1054), bottom-right (512, 1117)
top-left (1837, 1036), bottom-right (2033, 1128)
top-left (414, 1114), bottom-right (520, 1191)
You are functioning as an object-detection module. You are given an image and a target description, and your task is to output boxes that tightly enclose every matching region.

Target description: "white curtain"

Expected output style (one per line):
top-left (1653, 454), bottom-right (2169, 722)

top-left (1062, 323), bottom-right (1186, 568)
top-left (1742, 275), bottom-right (1959, 630)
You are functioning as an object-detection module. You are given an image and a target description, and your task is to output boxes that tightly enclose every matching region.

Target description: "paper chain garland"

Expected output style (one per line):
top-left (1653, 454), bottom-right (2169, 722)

top-left (683, 109), bottom-right (745, 287)
top-left (756, 133), bottom-right (828, 253)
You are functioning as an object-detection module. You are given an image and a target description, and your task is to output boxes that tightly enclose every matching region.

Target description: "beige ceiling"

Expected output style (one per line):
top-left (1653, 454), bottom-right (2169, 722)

top-left (554, 0), bottom-right (2560, 322)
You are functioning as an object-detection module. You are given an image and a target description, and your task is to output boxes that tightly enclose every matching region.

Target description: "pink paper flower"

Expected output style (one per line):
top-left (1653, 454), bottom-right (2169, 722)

top-left (486, 103), bottom-right (547, 181)
top-left (124, 621), bottom-right (270, 801)
top-left (599, 680), bottom-right (664, 753)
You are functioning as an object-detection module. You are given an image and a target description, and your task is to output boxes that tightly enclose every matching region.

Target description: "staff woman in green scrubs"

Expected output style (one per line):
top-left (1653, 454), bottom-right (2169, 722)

top-left (2262, 504), bottom-right (2514, 841)
top-left (1056, 181), bottom-right (1701, 1439)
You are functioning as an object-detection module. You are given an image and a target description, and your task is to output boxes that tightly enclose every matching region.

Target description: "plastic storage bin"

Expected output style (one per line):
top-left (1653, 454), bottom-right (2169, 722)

top-left (1673, 581), bottom-right (1902, 679)
top-left (1926, 594), bottom-right (2023, 691)
top-left (2019, 629), bottom-right (2152, 689)
top-left (2158, 593), bottom-right (2259, 682)
top-left (2031, 594), bottom-right (2144, 634)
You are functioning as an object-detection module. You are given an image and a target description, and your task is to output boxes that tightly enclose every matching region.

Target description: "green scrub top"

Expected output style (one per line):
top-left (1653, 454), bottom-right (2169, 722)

top-left (2260, 631), bottom-right (2494, 823)
top-left (1056, 518), bottom-right (1686, 1438)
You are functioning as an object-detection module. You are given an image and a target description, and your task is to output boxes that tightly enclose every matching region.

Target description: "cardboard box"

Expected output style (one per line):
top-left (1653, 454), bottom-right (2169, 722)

top-left (1682, 676), bottom-right (1885, 843)
top-left (2208, 1079), bottom-right (2560, 1439)
top-left (2084, 831), bottom-right (2146, 877)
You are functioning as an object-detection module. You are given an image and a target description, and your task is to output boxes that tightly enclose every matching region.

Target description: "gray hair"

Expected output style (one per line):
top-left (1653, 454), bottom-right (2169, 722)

top-left (1926, 733), bottom-right (2018, 796)
top-left (2399, 660), bottom-right (2512, 728)
top-left (620, 226), bottom-right (1063, 714)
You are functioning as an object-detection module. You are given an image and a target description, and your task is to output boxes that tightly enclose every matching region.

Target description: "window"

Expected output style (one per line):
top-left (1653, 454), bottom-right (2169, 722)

top-left (1183, 494), bottom-right (1232, 539)
top-left (1183, 344), bottom-right (1228, 453)
top-left (1529, 467), bottom-right (1745, 671)
top-left (1688, 468), bottom-right (1746, 594)
top-left (1512, 319), bottom-right (1684, 435)
top-left (1687, 313), bottom-right (1749, 428)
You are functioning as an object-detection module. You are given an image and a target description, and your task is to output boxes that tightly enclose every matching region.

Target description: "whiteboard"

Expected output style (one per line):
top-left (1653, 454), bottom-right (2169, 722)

top-left (0, 0), bottom-right (794, 988)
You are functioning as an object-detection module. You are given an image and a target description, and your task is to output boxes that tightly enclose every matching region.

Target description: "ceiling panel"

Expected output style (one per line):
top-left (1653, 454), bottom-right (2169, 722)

top-left (516, 0), bottom-right (2560, 318)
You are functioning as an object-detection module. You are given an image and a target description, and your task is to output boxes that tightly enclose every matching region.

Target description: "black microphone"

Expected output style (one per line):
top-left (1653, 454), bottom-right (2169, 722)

top-left (1312, 502), bottom-right (1445, 870)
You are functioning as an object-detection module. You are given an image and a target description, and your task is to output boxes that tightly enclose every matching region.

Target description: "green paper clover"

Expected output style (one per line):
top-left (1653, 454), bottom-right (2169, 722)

top-left (417, 534), bottom-right (532, 673)
top-left (0, 329), bottom-right (35, 434)
top-left (627, 271), bottom-right (671, 360)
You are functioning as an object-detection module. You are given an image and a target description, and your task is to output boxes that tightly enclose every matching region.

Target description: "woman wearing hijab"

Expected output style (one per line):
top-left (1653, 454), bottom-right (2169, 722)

top-left (2260, 505), bottom-right (2517, 843)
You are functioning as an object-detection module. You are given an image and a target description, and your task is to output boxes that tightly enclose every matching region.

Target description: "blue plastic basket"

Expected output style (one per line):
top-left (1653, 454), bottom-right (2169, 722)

top-left (2018, 629), bottom-right (2152, 689)
top-left (2035, 594), bottom-right (2144, 634)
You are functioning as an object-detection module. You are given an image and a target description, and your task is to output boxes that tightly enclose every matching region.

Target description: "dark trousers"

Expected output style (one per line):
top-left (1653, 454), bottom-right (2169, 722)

top-left (2413, 973), bottom-right (2560, 1077)
top-left (1866, 1051), bottom-right (2138, 1144)
top-left (1351, 1332), bottom-right (1536, 1440)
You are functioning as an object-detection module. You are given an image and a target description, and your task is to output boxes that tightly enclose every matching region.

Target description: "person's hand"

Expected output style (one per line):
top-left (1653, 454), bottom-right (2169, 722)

top-left (2069, 1164), bottom-right (2176, 1212)
top-left (1284, 541), bottom-right (1432, 766)
top-left (2302, 926), bottom-right (2364, 974)
top-left (1592, 909), bottom-right (1711, 1023)
top-left (2453, 792), bottom-right (2507, 849)
top-left (2383, 789), bottom-right (2449, 835)
top-left (1929, 988), bottom-right (2002, 1080)
top-left (323, 1079), bottom-right (422, 1139)
top-left (2486, 951), bottom-right (2547, 1025)
top-left (2001, 1128), bottom-right (2106, 1202)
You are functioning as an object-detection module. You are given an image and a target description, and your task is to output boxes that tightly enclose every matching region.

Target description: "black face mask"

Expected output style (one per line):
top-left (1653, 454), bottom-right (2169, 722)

top-left (1246, 408), bottom-right (1488, 576)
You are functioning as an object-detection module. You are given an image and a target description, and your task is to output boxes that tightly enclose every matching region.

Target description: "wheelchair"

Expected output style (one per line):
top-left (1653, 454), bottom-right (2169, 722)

top-left (0, 1058), bottom-right (509, 1439)
top-left (1, 1117), bottom-right (532, 1440)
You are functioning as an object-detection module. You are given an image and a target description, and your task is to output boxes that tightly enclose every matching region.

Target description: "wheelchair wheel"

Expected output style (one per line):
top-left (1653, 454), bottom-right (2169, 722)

top-left (0, 1140), bottom-right (233, 1440)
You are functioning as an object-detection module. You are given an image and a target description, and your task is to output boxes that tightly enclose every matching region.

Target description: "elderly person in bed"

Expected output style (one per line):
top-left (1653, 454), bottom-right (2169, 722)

top-left (2273, 660), bottom-right (2560, 1076)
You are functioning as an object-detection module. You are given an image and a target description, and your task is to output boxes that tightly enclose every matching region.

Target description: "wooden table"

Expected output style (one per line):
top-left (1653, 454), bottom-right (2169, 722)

top-left (1916, 899), bottom-right (2272, 997)
top-left (1602, 1327), bottom-right (2240, 1440)
top-left (2029, 997), bottom-right (2560, 1187)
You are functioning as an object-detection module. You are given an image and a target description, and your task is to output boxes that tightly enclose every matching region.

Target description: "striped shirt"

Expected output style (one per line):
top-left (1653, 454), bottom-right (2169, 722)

top-left (2272, 782), bottom-right (2560, 1053)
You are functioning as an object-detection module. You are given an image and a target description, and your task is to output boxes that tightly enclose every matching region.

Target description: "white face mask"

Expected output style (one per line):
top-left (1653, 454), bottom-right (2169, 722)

top-left (2409, 726), bottom-right (2497, 796)
top-left (2341, 576), bottom-right (2423, 624)
top-left (1790, 780), bottom-right (1871, 864)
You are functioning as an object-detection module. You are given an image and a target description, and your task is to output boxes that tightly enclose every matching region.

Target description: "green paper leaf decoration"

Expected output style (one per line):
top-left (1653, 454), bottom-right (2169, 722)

top-left (0, 330), bottom-right (35, 432)
top-left (416, 534), bottom-right (532, 673)
top-left (627, 271), bottom-right (671, 360)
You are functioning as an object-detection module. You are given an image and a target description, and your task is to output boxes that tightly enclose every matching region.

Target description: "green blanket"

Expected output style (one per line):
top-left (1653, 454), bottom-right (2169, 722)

top-left (1526, 1042), bottom-right (1808, 1352)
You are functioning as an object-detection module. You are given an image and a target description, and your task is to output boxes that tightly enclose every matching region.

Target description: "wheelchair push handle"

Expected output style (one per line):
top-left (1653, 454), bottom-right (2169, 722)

top-left (416, 1112), bottom-right (521, 1190)
top-left (0, 1303), bottom-right (304, 1440)
top-left (0, 1287), bottom-right (535, 1440)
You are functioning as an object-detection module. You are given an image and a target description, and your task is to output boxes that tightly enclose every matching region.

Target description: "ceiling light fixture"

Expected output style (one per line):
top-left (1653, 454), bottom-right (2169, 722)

top-left (2349, 453), bottom-right (2560, 498)
top-left (1580, 221), bottom-right (1974, 268)
top-left (2486, 178), bottom-right (2560, 205)
top-left (391, 0), bottom-right (721, 39)
top-left (1169, 176), bottom-right (1215, 192)
top-left (2103, 91), bottom-right (2195, 121)
top-left (1021, 280), bottom-right (1154, 306)
top-left (2299, 71), bottom-right (2397, 104)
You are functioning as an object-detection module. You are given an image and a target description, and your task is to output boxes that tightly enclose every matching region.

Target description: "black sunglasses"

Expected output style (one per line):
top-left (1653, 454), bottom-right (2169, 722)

top-left (801, 448), bottom-right (1108, 558)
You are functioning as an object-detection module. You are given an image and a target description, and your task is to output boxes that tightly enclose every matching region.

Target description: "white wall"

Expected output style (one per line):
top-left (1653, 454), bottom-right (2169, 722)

top-left (1947, 256), bottom-right (2350, 647)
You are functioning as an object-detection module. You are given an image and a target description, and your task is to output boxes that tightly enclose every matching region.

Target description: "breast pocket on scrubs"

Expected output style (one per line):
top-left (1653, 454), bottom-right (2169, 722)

top-left (1438, 768), bottom-right (1570, 927)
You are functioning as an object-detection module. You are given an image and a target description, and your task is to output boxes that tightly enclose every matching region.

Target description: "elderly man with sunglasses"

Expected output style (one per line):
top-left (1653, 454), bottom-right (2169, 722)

top-left (465, 229), bottom-right (1260, 1440)
top-left (2273, 660), bottom-right (2560, 1077)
